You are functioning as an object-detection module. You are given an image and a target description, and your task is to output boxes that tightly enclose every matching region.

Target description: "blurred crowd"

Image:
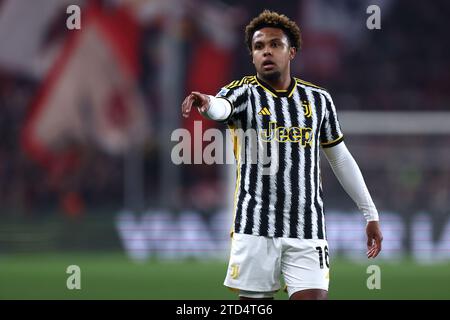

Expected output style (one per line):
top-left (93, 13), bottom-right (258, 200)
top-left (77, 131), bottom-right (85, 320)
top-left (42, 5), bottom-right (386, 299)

top-left (0, 0), bottom-right (449, 221)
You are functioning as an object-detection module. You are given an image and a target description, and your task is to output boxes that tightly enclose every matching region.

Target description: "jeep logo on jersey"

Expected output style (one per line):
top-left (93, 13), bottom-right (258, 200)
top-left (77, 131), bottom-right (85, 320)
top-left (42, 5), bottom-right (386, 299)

top-left (260, 121), bottom-right (313, 146)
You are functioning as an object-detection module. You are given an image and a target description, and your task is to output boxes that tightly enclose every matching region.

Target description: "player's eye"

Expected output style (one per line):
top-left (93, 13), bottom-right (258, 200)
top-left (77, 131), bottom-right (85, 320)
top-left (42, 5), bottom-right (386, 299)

top-left (271, 41), bottom-right (281, 48)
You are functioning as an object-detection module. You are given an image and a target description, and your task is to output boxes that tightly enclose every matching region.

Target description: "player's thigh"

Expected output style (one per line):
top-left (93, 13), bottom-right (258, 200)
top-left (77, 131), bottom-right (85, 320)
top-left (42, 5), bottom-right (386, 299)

top-left (281, 238), bottom-right (330, 298)
top-left (224, 233), bottom-right (282, 293)
top-left (289, 289), bottom-right (328, 300)
top-left (239, 290), bottom-right (277, 300)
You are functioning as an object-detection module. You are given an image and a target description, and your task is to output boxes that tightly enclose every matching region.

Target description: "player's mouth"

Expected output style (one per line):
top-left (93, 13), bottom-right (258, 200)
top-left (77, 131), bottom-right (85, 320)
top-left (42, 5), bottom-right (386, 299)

top-left (262, 60), bottom-right (276, 70)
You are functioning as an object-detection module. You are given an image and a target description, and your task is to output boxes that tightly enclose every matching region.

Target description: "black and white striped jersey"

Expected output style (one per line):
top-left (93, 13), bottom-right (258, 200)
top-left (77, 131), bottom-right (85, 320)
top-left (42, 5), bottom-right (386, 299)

top-left (215, 75), bottom-right (344, 239)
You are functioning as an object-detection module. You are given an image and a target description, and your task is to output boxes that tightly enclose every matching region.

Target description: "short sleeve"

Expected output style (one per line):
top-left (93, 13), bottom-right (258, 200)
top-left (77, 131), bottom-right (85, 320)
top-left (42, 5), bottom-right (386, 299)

top-left (320, 91), bottom-right (344, 148)
top-left (215, 81), bottom-right (249, 124)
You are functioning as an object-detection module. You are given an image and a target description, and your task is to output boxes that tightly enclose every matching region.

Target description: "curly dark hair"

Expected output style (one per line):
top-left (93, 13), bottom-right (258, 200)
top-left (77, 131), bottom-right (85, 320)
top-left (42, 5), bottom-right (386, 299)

top-left (245, 10), bottom-right (302, 53)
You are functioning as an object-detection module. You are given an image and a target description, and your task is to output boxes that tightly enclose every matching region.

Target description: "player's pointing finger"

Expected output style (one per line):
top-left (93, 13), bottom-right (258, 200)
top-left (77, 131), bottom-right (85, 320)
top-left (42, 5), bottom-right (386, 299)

top-left (182, 95), bottom-right (193, 118)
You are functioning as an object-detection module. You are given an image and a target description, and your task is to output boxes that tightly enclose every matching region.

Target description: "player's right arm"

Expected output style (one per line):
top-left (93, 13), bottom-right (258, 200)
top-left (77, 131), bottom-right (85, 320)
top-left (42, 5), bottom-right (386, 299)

top-left (181, 91), bottom-right (231, 121)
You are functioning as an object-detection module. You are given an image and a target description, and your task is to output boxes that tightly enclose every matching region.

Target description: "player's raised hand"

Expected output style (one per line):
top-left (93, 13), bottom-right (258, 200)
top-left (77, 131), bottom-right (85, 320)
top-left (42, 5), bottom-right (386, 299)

top-left (181, 91), bottom-right (210, 118)
top-left (366, 221), bottom-right (383, 258)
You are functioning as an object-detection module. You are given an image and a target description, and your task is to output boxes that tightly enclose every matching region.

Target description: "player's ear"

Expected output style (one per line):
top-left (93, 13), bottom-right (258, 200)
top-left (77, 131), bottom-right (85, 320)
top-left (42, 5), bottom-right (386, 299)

top-left (289, 47), bottom-right (296, 60)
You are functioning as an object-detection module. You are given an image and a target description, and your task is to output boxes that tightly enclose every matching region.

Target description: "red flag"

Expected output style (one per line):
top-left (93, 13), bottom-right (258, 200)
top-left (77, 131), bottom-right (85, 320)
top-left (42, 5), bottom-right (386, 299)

top-left (21, 5), bottom-right (149, 171)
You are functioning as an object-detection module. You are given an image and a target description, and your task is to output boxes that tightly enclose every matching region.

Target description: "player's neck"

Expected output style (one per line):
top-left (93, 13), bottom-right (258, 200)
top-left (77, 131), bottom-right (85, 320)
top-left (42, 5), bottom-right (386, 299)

top-left (258, 73), bottom-right (292, 91)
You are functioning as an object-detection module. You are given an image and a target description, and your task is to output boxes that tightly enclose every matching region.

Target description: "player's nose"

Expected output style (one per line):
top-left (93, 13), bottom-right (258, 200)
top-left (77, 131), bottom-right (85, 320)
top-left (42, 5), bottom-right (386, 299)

top-left (263, 47), bottom-right (272, 56)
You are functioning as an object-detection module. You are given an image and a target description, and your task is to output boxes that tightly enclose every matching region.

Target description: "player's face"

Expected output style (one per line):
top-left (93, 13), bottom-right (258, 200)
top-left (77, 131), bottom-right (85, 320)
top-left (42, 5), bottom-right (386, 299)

top-left (251, 27), bottom-right (296, 82)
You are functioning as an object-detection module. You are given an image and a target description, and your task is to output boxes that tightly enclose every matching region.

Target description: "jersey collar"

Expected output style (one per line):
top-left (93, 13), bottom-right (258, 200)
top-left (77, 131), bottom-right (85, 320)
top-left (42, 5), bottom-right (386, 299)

top-left (255, 76), bottom-right (296, 98)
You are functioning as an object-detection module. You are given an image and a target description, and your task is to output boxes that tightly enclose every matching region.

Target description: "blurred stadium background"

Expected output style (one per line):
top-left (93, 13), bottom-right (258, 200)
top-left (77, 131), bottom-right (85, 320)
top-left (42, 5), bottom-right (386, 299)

top-left (0, 0), bottom-right (449, 299)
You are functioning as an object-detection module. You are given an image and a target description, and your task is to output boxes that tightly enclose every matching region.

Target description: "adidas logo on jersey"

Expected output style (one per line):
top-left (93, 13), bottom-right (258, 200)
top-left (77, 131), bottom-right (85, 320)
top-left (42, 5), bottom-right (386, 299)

top-left (258, 107), bottom-right (271, 116)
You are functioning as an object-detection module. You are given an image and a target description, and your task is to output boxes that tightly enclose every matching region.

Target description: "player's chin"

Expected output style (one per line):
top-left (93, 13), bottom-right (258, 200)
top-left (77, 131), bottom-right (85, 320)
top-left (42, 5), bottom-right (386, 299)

top-left (259, 69), bottom-right (281, 81)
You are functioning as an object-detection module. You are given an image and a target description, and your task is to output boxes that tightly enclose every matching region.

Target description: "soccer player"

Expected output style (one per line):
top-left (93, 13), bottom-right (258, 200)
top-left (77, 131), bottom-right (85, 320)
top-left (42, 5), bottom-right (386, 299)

top-left (181, 10), bottom-right (383, 300)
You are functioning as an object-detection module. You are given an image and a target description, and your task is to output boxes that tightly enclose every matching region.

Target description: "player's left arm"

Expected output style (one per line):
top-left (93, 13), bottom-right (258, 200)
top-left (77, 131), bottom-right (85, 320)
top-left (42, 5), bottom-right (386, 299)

top-left (323, 142), bottom-right (383, 258)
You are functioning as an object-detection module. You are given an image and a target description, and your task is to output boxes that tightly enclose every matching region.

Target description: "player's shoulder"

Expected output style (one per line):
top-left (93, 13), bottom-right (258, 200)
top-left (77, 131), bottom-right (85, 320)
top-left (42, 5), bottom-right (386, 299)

top-left (294, 77), bottom-right (329, 95)
top-left (223, 75), bottom-right (257, 90)
top-left (216, 76), bottom-right (256, 97)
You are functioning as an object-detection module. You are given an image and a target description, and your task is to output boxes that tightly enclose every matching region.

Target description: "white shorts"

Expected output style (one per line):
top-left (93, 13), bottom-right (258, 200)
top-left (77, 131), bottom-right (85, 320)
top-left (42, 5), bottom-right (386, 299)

top-left (224, 233), bottom-right (330, 297)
